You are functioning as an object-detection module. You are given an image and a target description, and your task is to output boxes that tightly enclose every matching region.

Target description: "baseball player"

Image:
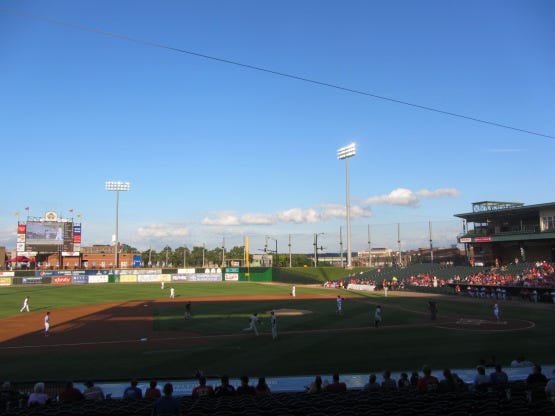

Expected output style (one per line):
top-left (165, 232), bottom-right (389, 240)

top-left (44, 311), bottom-right (50, 336)
top-left (243, 313), bottom-right (260, 336)
top-left (184, 301), bottom-right (192, 320)
top-left (20, 296), bottom-right (30, 313)
top-left (270, 310), bottom-right (278, 340)
top-left (374, 305), bottom-right (382, 327)
top-left (161, 281), bottom-right (165, 290)
top-left (291, 286), bottom-right (296, 297)
top-left (170, 287), bottom-right (175, 299)
top-left (493, 303), bottom-right (500, 321)
top-left (336, 295), bottom-right (343, 315)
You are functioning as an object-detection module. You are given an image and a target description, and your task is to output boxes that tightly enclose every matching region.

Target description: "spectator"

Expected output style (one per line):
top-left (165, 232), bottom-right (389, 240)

top-left (410, 371), bottom-right (420, 387)
top-left (306, 376), bottom-right (322, 394)
top-left (490, 364), bottom-right (509, 387)
top-left (398, 373), bottom-right (411, 390)
top-left (214, 375), bottom-right (236, 397)
top-left (364, 374), bottom-right (380, 391)
top-left (83, 380), bottom-right (105, 401)
top-left (381, 370), bottom-right (397, 391)
top-left (145, 380), bottom-right (161, 399)
top-left (152, 383), bottom-right (180, 416)
top-left (440, 369), bottom-right (465, 393)
top-left (526, 365), bottom-right (548, 386)
top-left (27, 382), bottom-right (48, 406)
top-left (256, 377), bottom-right (271, 395)
top-left (527, 365), bottom-right (549, 401)
top-left (0, 382), bottom-right (21, 408)
top-left (123, 379), bottom-right (142, 400)
top-left (59, 381), bottom-right (84, 403)
top-left (324, 373), bottom-right (347, 393)
top-left (473, 366), bottom-right (491, 391)
top-left (236, 376), bottom-right (256, 396)
top-left (545, 370), bottom-right (555, 404)
top-left (192, 376), bottom-right (214, 399)
top-left (417, 365), bottom-right (439, 393)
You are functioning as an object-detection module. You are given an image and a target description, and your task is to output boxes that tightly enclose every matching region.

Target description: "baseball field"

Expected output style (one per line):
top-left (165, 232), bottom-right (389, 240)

top-left (0, 281), bottom-right (554, 383)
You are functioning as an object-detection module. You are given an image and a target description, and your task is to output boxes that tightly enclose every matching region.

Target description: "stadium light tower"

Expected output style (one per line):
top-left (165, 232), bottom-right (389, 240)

top-left (105, 181), bottom-right (130, 269)
top-left (337, 143), bottom-right (356, 268)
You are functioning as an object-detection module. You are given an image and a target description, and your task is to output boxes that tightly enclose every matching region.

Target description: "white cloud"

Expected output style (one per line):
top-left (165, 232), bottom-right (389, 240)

top-left (363, 187), bottom-right (460, 207)
top-left (416, 188), bottom-right (461, 199)
top-left (202, 204), bottom-right (373, 226)
top-left (136, 223), bottom-right (190, 239)
top-left (201, 214), bottom-right (241, 226)
top-left (364, 188), bottom-right (420, 207)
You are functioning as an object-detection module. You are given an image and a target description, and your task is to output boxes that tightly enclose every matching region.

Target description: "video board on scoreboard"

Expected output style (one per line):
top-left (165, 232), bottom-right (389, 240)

top-left (24, 221), bottom-right (74, 252)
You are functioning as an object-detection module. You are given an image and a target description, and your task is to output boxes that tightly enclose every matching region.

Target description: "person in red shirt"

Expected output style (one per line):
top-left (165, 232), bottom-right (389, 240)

top-left (192, 376), bottom-right (214, 399)
top-left (324, 373), bottom-right (347, 393)
top-left (145, 380), bottom-right (161, 399)
top-left (417, 365), bottom-right (439, 393)
top-left (58, 381), bottom-right (84, 403)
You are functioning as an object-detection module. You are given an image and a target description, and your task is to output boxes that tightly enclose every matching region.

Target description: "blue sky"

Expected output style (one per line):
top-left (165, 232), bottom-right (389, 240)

top-left (1, 1), bottom-right (554, 254)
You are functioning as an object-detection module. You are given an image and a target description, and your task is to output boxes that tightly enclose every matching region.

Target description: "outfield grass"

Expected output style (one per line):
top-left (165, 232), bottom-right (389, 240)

top-left (1, 283), bottom-right (554, 383)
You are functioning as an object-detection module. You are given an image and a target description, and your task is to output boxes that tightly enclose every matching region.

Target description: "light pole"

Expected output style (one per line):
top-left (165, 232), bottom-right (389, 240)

top-left (313, 232), bottom-right (324, 267)
top-left (105, 181), bottom-right (130, 270)
top-left (337, 143), bottom-right (356, 268)
top-left (266, 236), bottom-right (279, 267)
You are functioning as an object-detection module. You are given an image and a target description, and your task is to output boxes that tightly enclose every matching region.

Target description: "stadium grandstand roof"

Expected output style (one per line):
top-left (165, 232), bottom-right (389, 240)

top-left (455, 201), bottom-right (555, 222)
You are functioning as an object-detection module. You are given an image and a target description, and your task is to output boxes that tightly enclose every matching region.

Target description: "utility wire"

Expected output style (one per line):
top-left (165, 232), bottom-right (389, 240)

top-left (2, 7), bottom-right (554, 140)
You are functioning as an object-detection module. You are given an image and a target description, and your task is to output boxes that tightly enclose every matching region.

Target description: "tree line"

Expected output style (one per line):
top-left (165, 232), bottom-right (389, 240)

top-left (121, 245), bottom-right (313, 268)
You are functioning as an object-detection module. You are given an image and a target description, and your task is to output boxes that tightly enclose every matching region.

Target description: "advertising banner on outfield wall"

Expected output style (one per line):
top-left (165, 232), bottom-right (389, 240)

top-left (72, 275), bottom-right (89, 284)
top-left (88, 275), bottom-right (109, 284)
top-left (21, 277), bottom-right (44, 285)
top-left (119, 275), bottom-right (138, 283)
top-left (37, 270), bottom-right (86, 277)
top-left (0, 272), bottom-right (15, 277)
top-left (85, 270), bottom-right (110, 275)
top-left (171, 273), bottom-right (222, 282)
top-left (53, 276), bottom-right (72, 285)
top-left (117, 269), bottom-right (162, 275)
top-left (137, 274), bottom-right (164, 283)
top-left (225, 273), bottom-right (239, 281)
top-left (0, 277), bottom-right (12, 286)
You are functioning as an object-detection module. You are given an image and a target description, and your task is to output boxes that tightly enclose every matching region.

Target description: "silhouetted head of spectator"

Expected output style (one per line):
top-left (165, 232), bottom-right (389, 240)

top-left (163, 383), bottom-right (173, 396)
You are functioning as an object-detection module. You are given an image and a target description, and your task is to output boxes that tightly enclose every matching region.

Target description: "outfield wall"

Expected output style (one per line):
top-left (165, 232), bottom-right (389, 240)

top-left (0, 268), bottom-right (273, 286)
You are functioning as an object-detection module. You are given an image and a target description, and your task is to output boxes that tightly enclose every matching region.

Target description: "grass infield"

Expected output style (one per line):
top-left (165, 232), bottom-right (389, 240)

top-left (0, 282), bottom-right (554, 382)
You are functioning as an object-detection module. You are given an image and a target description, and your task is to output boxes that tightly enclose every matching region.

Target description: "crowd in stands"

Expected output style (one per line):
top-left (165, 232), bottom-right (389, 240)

top-left (2, 359), bottom-right (554, 415)
top-left (331, 261), bottom-right (555, 301)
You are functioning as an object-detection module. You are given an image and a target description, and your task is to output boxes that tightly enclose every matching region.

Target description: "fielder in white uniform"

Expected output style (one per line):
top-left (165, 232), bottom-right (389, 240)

top-left (44, 311), bottom-right (50, 336)
top-left (20, 296), bottom-right (30, 313)
top-left (243, 313), bottom-right (260, 336)
top-left (336, 296), bottom-right (343, 315)
top-left (270, 310), bottom-right (278, 340)
top-left (170, 287), bottom-right (175, 299)
top-left (291, 286), bottom-right (296, 297)
top-left (493, 303), bottom-right (500, 321)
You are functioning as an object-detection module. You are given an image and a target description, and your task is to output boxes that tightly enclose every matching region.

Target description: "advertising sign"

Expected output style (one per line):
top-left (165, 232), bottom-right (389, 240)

top-left (72, 275), bottom-right (89, 284)
top-left (53, 276), bottom-right (72, 285)
top-left (22, 277), bottom-right (43, 285)
top-left (225, 273), bottom-right (239, 281)
top-left (88, 275), bottom-right (109, 284)
top-left (137, 274), bottom-right (163, 283)
top-left (0, 277), bottom-right (12, 286)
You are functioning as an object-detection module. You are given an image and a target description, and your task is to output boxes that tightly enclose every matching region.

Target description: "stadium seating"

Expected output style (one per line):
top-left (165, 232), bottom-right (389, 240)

top-left (3, 382), bottom-right (554, 416)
